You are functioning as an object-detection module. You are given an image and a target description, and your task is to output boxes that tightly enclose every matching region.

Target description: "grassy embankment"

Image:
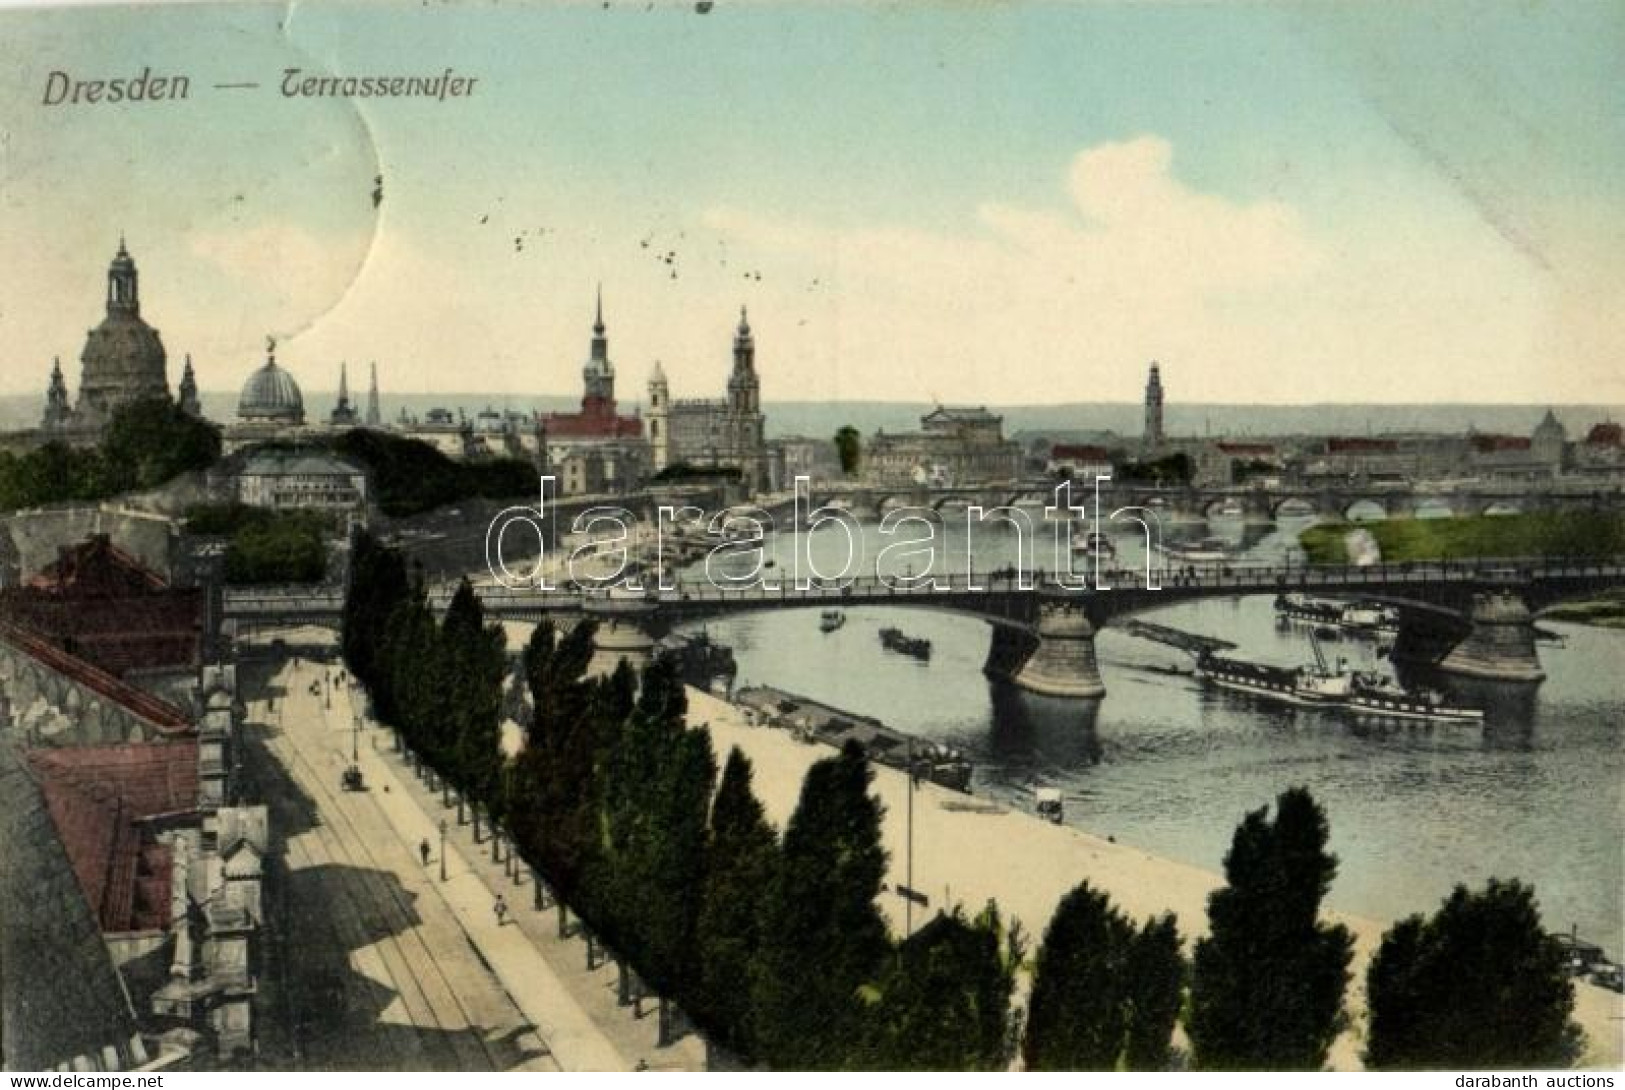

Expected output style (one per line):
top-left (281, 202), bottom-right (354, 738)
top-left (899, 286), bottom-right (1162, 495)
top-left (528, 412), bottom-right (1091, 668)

top-left (1298, 512), bottom-right (1625, 628)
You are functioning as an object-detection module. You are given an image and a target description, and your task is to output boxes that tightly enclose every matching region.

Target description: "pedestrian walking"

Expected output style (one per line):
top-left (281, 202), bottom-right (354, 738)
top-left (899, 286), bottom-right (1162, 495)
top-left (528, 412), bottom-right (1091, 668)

top-left (419, 838), bottom-right (430, 867)
top-left (493, 893), bottom-right (508, 927)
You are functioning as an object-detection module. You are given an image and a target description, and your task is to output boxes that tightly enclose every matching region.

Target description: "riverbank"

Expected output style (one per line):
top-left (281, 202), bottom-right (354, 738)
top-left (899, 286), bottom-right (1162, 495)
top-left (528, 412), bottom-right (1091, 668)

top-left (683, 686), bottom-right (1624, 1070)
top-left (1542, 590), bottom-right (1625, 629)
top-left (1299, 512), bottom-right (1625, 565)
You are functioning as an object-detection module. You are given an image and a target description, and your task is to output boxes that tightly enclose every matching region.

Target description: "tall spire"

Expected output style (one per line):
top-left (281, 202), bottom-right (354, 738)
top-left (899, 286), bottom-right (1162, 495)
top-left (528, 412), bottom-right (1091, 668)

top-left (365, 362), bottom-right (381, 426)
top-left (583, 287), bottom-right (615, 406)
top-left (330, 361), bottom-right (358, 426)
top-left (177, 354), bottom-right (201, 417)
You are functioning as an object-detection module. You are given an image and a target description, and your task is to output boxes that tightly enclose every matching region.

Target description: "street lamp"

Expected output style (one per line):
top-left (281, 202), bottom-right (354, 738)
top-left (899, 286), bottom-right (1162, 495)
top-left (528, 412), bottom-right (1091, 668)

top-left (439, 818), bottom-right (448, 882)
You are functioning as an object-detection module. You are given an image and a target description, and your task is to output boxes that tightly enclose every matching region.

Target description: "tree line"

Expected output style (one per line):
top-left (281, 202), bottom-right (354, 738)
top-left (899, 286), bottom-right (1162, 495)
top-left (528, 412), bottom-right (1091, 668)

top-left (342, 529), bottom-right (1583, 1070)
top-left (0, 395), bottom-right (220, 512)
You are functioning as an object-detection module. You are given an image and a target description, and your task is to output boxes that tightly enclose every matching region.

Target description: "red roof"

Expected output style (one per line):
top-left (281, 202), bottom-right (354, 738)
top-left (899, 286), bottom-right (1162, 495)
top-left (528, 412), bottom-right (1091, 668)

top-left (0, 621), bottom-right (191, 734)
top-left (26, 534), bottom-right (167, 594)
top-left (1326, 437), bottom-right (1398, 453)
top-left (27, 741), bottom-right (198, 932)
top-left (1585, 422), bottom-right (1622, 447)
top-left (1216, 441), bottom-right (1276, 456)
top-left (1470, 434), bottom-right (1531, 453)
top-left (1050, 444), bottom-right (1112, 460)
top-left (3, 534), bottom-right (201, 678)
top-left (541, 396), bottom-right (643, 439)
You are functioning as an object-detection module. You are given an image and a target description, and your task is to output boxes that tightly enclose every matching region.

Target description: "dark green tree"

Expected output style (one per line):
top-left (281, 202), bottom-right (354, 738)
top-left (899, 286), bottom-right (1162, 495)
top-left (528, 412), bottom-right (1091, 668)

top-left (1124, 912), bottom-right (1185, 1071)
top-left (1365, 879), bottom-right (1581, 1070)
top-left (1023, 881), bottom-right (1135, 1070)
top-left (752, 740), bottom-right (890, 1069)
top-left (834, 425), bottom-right (862, 477)
top-left (100, 395), bottom-right (221, 492)
top-left (440, 580), bottom-right (507, 830)
top-left (860, 902), bottom-right (1022, 1070)
top-left (509, 617), bottom-right (601, 904)
top-left (342, 530), bottom-right (410, 689)
top-left (1187, 787), bottom-right (1353, 1070)
top-left (693, 748), bottom-right (781, 1059)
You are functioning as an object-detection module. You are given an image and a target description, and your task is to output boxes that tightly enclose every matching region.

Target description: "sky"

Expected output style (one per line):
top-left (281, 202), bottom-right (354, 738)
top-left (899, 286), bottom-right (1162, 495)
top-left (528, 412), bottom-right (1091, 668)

top-left (0, 1), bottom-right (1621, 410)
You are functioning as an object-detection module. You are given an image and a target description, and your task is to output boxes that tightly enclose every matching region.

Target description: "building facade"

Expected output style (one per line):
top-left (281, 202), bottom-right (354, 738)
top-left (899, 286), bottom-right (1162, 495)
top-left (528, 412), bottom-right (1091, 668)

top-left (647, 308), bottom-right (768, 493)
top-left (538, 294), bottom-right (650, 494)
top-left (863, 406), bottom-right (1023, 487)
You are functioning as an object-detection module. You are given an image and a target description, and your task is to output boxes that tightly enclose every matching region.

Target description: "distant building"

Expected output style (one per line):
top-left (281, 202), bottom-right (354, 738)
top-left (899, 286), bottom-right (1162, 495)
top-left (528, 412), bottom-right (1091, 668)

top-left (1143, 362), bottom-right (1165, 451)
top-left (39, 240), bottom-right (180, 439)
top-left (232, 449), bottom-right (369, 518)
top-left (1465, 411), bottom-right (1566, 481)
top-left (1047, 443), bottom-right (1114, 482)
top-left (647, 308), bottom-right (768, 493)
top-left (863, 406), bottom-right (1022, 487)
top-left (539, 292), bottom-right (649, 494)
top-left (774, 435), bottom-right (840, 485)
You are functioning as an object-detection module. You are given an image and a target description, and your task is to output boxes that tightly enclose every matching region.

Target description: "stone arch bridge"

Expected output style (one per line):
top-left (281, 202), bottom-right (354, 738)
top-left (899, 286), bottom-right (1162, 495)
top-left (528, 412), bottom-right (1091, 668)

top-left (791, 480), bottom-right (1625, 526)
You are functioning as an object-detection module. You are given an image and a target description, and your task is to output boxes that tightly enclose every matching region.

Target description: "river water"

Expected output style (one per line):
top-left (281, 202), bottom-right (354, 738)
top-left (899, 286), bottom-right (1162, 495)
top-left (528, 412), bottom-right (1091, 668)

top-left (678, 510), bottom-right (1625, 953)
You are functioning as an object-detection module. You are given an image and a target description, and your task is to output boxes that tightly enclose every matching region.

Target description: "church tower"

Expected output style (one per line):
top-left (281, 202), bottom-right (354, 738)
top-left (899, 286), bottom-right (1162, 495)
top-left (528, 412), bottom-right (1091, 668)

top-left (365, 362), bottom-right (381, 426)
top-left (727, 306), bottom-right (760, 417)
top-left (177, 354), bottom-right (201, 418)
top-left (42, 357), bottom-right (72, 430)
top-left (726, 307), bottom-right (766, 491)
top-left (647, 360), bottom-right (670, 470)
top-left (73, 239), bottom-right (170, 429)
top-left (1143, 362), bottom-right (1165, 450)
top-left (330, 362), bottom-right (359, 426)
top-left (582, 286), bottom-right (615, 412)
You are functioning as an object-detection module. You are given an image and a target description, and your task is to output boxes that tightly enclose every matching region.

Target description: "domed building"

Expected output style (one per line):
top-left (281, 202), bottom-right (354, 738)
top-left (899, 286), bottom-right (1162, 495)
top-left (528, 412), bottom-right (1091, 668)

top-left (237, 342), bottom-right (306, 425)
top-left (39, 240), bottom-right (176, 437)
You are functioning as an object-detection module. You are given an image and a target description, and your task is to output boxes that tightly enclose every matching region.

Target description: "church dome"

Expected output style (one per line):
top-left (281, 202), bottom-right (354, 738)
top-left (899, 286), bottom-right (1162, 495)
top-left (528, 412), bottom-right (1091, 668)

top-left (238, 353), bottom-right (305, 424)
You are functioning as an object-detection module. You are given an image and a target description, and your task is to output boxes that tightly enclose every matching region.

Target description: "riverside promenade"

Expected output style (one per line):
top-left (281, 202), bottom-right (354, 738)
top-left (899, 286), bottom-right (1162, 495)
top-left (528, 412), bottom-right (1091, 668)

top-left (254, 648), bottom-right (704, 1070)
top-left (684, 689), bottom-right (1625, 1070)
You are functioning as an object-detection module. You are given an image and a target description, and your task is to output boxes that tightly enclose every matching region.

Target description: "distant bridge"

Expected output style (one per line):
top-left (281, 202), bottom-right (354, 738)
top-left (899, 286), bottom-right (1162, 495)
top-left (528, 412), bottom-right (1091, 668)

top-left (790, 478), bottom-right (1625, 524)
top-left (218, 555), bottom-right (1625, 699)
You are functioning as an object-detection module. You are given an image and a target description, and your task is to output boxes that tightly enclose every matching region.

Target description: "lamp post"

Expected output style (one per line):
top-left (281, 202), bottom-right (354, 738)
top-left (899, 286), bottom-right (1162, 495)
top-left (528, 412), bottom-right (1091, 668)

top-left (439, 818), bottom-right (448, 882)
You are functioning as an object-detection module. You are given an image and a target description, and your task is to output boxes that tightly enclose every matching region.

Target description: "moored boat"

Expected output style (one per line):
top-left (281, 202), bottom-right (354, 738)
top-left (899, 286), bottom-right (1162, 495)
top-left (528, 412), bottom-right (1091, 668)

top-left (879, 626), bottom-right (932, 660)
top-left (819, 609), bottom-right (846, 633)
top-left (1345, 673), bottom-right (1483, 723)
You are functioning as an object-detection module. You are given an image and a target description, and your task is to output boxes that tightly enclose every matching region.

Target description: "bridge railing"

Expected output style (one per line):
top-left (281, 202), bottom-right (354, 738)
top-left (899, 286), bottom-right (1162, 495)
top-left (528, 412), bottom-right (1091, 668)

top-left (218, 556), bottom-right (1625, 617)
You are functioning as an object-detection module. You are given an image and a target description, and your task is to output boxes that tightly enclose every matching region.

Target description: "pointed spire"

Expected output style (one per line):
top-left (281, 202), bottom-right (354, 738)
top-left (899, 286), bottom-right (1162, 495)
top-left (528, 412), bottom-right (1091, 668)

top-left (366, 361), bottom-right (381, 426)
top-left (594, 283), bottom-right (605, 334)
top-left (338, 361), bottom-right (350, 401)
top-left (738, 305), bottom-right (750, 335)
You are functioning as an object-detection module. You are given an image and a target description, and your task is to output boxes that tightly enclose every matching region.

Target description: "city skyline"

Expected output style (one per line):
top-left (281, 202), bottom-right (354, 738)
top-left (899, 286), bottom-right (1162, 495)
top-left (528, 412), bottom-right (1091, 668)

top-left (1, 3), bottom-right (1621, 408)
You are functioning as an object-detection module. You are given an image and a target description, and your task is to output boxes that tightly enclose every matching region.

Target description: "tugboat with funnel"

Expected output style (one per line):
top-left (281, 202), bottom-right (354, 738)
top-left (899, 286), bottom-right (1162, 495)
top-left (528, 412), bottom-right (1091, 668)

top-left (1196, 632), bottom-right (1352, 705)
top-left (1194, 632), bottom-right (1482, 724)
top-left (1345, 673), bottom-right (1484, 723)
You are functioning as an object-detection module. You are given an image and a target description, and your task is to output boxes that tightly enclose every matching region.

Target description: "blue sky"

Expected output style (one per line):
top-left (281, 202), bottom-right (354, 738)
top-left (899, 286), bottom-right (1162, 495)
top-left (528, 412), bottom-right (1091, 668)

top-left (1, 1), bottom-right (1620, 408)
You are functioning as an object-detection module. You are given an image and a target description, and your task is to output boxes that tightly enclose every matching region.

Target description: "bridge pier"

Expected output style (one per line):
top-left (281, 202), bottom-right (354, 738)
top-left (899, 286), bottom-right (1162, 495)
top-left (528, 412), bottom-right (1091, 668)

top-left (584, 599), bottom-right (657, 680)
top-left (1438, 591), bottom-right (1545, 683)
top-left (984, 602), bottom-right (1105, 699)
top-left (1240, 492), bottom-right (1274, 528)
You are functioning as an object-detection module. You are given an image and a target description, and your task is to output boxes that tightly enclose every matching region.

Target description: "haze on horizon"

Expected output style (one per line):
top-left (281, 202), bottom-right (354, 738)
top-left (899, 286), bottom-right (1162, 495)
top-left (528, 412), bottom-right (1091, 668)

top-left (0, 2), bottom-right (1620, 410)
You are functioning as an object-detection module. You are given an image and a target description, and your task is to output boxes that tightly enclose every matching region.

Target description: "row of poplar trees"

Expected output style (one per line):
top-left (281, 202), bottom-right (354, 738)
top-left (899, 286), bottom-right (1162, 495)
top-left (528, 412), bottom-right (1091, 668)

top-left (343, 530), bottom-right (1582, 1070)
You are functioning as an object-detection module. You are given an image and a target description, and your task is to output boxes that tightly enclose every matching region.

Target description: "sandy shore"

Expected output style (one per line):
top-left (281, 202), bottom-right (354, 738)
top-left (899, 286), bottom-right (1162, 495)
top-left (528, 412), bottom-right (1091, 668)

top-left (685, 687), bottom-right (1623, 1070)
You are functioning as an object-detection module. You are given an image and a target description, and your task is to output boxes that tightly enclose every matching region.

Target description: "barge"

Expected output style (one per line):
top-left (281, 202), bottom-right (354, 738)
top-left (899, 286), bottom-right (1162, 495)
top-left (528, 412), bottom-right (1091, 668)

top-left (735, 685), bottom-right (973, 792)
